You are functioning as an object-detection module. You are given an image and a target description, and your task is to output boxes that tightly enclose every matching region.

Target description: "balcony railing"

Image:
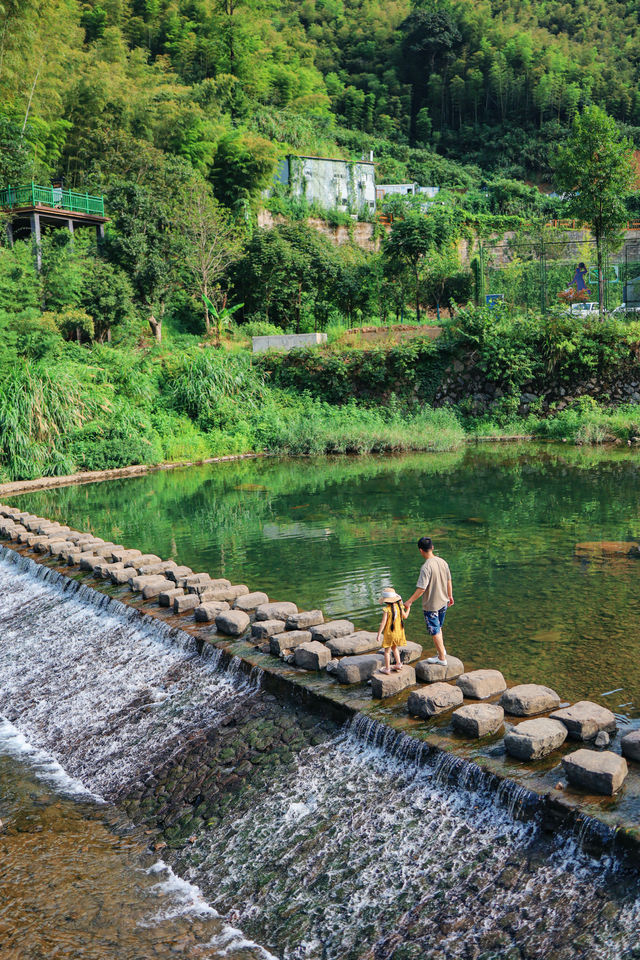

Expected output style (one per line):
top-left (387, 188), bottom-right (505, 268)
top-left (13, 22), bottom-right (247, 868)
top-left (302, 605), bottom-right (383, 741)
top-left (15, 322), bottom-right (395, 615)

top-left (0, 183), bottom-right (105, 217)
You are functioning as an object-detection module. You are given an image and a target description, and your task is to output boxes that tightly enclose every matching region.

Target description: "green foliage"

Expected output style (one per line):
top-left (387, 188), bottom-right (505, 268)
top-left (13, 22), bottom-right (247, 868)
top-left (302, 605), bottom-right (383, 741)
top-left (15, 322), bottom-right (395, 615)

top-left (168, 350), bottom-right (266, 431)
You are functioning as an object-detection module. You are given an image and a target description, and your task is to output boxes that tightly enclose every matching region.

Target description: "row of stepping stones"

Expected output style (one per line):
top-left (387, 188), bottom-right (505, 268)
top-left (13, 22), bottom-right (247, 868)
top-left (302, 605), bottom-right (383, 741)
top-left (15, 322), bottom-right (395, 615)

top-left (1, 505), bottom-right (638, 796)
top-left (407, 663), bottom-right (639, 796)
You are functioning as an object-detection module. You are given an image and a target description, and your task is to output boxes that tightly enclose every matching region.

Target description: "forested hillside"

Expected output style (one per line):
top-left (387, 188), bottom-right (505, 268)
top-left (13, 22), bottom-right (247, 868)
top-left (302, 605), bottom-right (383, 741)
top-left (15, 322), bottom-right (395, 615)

top-left (4, 0), bottom-right (640, 193)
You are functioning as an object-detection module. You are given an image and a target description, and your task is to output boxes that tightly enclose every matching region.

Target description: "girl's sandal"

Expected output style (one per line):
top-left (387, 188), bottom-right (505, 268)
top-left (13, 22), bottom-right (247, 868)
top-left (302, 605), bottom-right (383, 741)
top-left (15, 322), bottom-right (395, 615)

top-left (379, 667), bottom-right (392, 675)
top-left (392, 664), bottom-right (403, 672)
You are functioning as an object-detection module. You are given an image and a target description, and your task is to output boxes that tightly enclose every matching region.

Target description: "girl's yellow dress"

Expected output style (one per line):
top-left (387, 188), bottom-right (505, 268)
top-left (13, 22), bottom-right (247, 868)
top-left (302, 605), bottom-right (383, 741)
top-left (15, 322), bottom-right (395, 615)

top-left (382, 602), bottom-right (407, 648)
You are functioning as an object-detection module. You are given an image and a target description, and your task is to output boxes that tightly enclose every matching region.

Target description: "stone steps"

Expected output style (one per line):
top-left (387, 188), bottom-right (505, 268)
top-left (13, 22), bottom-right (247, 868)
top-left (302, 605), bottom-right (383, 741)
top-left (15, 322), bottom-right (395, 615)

top-left (0, 503), bottom-right (637, 798)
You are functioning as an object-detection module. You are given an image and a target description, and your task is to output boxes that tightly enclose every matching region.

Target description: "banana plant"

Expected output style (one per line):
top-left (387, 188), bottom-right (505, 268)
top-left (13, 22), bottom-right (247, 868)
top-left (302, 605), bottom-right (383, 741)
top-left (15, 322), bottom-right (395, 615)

top-left (202, 294), bottom-right (244, 347)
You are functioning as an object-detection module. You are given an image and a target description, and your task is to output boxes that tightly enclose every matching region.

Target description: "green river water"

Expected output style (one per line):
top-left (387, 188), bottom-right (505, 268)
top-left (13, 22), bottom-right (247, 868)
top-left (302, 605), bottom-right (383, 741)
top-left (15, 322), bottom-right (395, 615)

top-left (13, 442), bottom-right (640, 718)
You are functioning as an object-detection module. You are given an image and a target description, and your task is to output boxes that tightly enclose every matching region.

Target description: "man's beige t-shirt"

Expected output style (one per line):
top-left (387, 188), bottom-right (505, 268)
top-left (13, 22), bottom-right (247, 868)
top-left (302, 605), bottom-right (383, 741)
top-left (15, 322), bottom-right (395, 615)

top-left (417, 556), bottom-right (451, 611)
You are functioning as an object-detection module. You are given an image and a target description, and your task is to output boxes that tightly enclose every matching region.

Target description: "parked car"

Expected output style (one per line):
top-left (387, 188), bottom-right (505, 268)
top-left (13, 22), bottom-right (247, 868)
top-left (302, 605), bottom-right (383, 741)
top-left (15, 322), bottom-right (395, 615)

top-left (566, 301), bottom-right (599, 316)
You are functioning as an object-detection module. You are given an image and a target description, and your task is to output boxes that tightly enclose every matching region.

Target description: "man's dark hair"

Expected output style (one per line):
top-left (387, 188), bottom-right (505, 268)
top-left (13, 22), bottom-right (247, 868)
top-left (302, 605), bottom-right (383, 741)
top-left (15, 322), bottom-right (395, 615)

top-left (418, 536), bottom-right (433, 552)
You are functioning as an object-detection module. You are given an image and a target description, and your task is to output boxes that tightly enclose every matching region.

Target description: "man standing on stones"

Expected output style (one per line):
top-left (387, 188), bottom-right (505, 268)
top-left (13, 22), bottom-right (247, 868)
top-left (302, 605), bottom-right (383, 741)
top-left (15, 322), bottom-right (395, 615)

top-left (404, 536), bottom-right (453, 666)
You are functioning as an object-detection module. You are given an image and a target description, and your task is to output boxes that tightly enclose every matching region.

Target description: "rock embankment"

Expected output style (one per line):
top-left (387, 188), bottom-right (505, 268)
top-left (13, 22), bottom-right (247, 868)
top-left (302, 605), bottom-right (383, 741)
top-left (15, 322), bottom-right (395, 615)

top-left (0, 504), bottom-right (638, 800)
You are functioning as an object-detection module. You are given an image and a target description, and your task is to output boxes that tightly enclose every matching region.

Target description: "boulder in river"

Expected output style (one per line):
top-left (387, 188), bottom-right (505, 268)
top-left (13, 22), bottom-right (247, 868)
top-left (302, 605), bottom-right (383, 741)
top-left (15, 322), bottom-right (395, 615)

top-left (194, 600), bottom-right (230, 621)
top-left (408, 682), bottom-right (463, 718)
top-left (215, 609), bottom-right (250, 637)
top-left (327, 631), bottom-right (379, 656)
top-left (457, 669), bottom-right (507, 700)
top-left (621, 730), bottom-right (640, 762)
top-left (142, 578), bottom-right (175, 600)
top-left (504, 718), bottom-right (567, 760)
top-left (310, 620), bottom-right (355, 641)
top-left (562, 749), bottom-right (628, 795)
top-left (270, 630), bottom-right (312, 656)
top-left (286, 610), bottom-right (324, 630)
top-left (452, 703), bottom-right (504, 738)
top-left (574, 541), bottom-right (639, 560)
top-left (499, 684), bottom-right (561, 716)
top-left (255, 601), bottom-right (299, 622)
top-left (234, 591), bottom-right (269, 612)
top-left (415, 656), bottom-right (464, 683)
top-left (294, 641), bottom-right (331, 670)
top-left (335, 654), bottom-right (385, 684)
top-left (173, 593), bottom-right (201, 613)
top-left (371, 665), bottom-right (416, 699)
top-left (549, 701), bottom-right (617, 741)
top-left (251, 619), bottom-right (284, 639)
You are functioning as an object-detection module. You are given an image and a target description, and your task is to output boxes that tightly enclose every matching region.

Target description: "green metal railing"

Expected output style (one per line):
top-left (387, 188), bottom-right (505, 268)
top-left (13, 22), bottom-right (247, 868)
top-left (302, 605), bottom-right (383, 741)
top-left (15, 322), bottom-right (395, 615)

top-left (0, 183), bottom-right (104, 216)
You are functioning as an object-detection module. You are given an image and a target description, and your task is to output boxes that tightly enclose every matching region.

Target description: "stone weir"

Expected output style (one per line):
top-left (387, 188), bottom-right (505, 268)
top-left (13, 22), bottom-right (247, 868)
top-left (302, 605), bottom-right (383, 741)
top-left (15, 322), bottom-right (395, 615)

top-left (0, 505), bottom-right (638, 864)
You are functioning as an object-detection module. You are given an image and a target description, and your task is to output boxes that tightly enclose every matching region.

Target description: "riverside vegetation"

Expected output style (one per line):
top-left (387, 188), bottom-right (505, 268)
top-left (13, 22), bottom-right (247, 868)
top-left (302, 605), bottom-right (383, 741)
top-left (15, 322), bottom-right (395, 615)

top-left (3, 3), bottom-right (640, 481)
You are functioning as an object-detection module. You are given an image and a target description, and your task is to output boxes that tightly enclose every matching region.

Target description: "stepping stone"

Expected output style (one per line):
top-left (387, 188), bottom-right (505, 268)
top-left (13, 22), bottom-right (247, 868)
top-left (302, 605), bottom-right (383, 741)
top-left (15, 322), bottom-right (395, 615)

top-left (79, 539), bottom-right (106, 552)
top-left (452, 703), bottom-right (504, 738)
top-left (504, 718), bottom-right (567, 760)
top-left (255, 601), bottom-right (299, 622)
top-left (234, 591), bottom-right (269, 612)
top-left (286, 610), bottom-right (324, 630)
top-left (294, 641), bottom-right (332, 670)
top-left (621, 730), bottom-right (640, 762)
top-left (111, 567), bottom-right (134, 584)
top-left (194, 600), bottom-right (230, 622)
top-left (327, 631), bottom-right (379, 656)
top-left (549, 701), bottom-right (617, 741)
top-left (215, 609), bottom-right (250, 637)
top-left (173, 593), bottom-right (201, 613)
top-left (49, 541), bottom-right (74, 557)
top-left (138, 561), bottom-right (174, 576)
top-left (397, 641), bottom-right (422, 664)
top-left (125, 554), bottom-right (161, 568)
top-left (371, 665), bottom-right (416, 699)
top-left (562, 749), bottom-right (628, 795)
top-left (142, 578), bottom-right (174, 600)
top-left (111, 547), bottom-right (142, 563)
top-left (270, 630), bottom-right (312, 656)
top-left (310, 620), bottom-right (354, 642)
top-left (129, 574), bottom-right (166, 591)
top-left (251, 619), bottom-right (284, 640)
top-left (158, 587), bottom-right (184, 607)
top-left (408, 682), bottom-right (463, 718)
top-left (93, 561), bottom-right (124, 578)
top-left (182, 573), bottom-right (217, 587)
top-left (94, 543), bottom-right (124, 558)
top-left (336, 654), bottom-right (385, 684)
top-left (415, 656), bottom-right (464, 683)
top-left (457, 669), bottom-right (507, 700)
top-left (164, 565), bottom-right (193, 582)
top-left (499, 684), bottom-right (561, 717)
top-left (201, 584), bottom-right (249, 602)
top-left (79, 554), bottom-right (102, 571)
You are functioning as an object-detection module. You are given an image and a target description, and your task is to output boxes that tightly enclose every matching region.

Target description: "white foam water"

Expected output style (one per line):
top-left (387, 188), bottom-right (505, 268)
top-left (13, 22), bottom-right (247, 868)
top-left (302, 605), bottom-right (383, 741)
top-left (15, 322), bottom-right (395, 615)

top-left (0, 549), bottom-right (256, 796)
top-left (1, 548), bottom-right (639, 960)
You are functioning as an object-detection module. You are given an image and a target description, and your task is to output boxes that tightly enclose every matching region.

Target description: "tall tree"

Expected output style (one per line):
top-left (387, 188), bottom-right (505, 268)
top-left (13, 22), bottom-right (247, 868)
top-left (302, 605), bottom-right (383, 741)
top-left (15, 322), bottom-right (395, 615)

top-left (554, 106), bottom-right (636, 316)
top-left (174, 179), bottom-right (243, 335)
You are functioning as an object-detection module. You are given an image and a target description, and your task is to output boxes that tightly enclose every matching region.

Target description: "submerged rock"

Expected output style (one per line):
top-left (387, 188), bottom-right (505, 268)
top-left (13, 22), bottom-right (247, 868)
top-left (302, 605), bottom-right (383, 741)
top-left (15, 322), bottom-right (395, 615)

top-left (562, 749), bottom-right (628, 795)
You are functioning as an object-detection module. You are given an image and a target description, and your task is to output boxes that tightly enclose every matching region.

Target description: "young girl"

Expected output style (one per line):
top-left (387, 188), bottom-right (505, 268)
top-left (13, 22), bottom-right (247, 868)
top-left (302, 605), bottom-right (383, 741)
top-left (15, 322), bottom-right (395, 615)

top-left (376, 587), bottom-right (408, 674)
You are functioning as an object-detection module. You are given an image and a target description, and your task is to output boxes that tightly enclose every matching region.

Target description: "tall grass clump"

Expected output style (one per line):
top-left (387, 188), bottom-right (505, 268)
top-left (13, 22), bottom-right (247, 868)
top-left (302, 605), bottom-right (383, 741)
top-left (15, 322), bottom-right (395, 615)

top-left (0, 363), bottom-right (95, 480)
top-left (169, 351), bottom-right (266, 431)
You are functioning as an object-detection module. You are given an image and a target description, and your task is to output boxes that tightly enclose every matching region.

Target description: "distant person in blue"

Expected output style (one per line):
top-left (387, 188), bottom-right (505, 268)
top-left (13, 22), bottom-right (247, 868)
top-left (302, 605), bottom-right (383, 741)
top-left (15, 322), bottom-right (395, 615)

top-left (572, 262), bottom-right (589, 294)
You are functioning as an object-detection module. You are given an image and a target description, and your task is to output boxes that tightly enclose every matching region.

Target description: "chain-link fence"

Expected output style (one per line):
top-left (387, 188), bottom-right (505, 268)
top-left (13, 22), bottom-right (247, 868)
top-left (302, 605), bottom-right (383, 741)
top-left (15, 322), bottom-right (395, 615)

top-left (474, 236), bottom-right (640, 315)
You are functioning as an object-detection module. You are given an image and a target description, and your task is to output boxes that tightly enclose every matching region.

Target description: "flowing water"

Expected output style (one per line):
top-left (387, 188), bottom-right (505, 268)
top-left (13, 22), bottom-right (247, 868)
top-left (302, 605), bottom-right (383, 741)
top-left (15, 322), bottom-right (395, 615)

top-left (0, 546), bottom-right (639, 958)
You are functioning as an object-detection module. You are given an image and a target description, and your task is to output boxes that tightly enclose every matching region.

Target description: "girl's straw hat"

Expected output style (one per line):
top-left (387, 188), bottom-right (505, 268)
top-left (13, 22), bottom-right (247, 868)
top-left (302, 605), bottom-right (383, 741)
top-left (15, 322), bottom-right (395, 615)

top-left (379, 586), bottom-right (402, 603)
